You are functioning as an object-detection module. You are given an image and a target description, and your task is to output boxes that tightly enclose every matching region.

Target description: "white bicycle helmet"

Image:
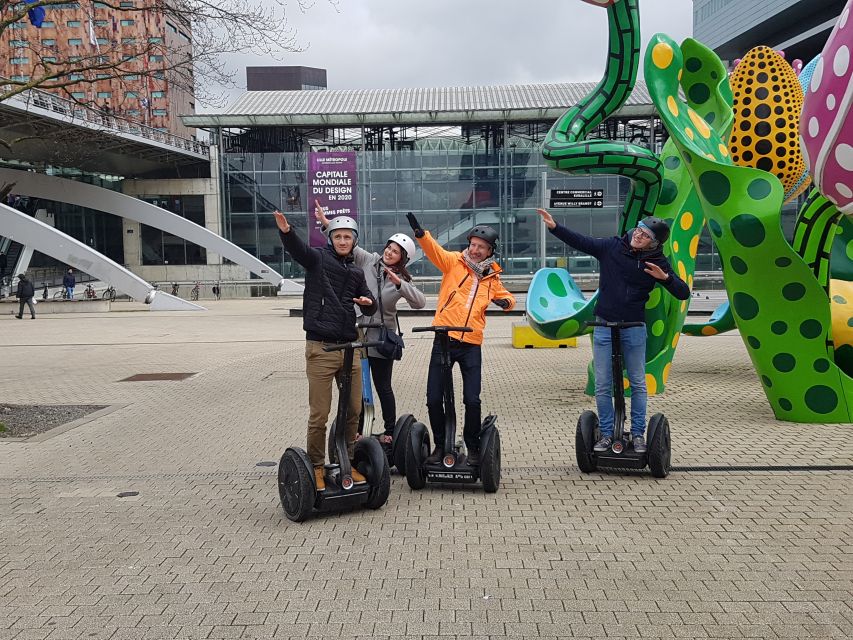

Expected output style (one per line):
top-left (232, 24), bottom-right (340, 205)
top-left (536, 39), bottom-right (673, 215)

top-left (325, 216), bottom-right (359, 245)
top-left (386, 233), bottom-right (416, 263)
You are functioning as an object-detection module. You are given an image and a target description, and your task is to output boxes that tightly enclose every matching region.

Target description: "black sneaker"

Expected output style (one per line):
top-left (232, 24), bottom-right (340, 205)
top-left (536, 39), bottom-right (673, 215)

top-left (632, 435), bottom-right (647, 453)
top-left (467, 449), bottom-right (480, 466)
top-left (593, 436), bottom-right (612, 452)
top-left (425, 446), bottom-right (444, 464)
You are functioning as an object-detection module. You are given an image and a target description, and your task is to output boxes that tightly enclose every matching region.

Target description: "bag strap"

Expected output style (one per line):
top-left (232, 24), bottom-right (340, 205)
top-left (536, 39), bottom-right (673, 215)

top-left (375, 261), bottom-right (403, 336)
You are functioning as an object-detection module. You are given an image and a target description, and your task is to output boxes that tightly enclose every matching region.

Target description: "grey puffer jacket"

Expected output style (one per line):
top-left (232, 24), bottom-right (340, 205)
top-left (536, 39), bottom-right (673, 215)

top-left (353, 247), bottom-right (426, 359)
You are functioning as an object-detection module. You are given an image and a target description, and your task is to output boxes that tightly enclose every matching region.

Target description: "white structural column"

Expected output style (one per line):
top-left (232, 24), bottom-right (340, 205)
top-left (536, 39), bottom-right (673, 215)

top-left (0, 168), bottom-right (304, 293)
top-left (0, 203), bottom-right (204, 311)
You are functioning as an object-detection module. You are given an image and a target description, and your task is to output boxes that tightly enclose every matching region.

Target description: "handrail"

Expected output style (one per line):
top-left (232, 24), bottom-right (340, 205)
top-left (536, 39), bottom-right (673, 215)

top-left (1, 84), bottom-right (209, 157)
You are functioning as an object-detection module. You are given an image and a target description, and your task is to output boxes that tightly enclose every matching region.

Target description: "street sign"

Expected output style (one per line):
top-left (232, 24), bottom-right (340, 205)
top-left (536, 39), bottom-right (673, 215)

top-left (549, 188), bottom-right (604, 208)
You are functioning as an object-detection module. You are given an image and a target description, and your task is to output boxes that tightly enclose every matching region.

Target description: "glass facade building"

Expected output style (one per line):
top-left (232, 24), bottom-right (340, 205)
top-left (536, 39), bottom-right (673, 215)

top-left (222, 143), bottom-right (800, 280)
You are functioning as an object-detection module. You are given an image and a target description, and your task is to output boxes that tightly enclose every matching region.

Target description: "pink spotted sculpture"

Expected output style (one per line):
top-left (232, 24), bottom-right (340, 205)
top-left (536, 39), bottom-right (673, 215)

top-left (800, 0), bottom-right (853, 214)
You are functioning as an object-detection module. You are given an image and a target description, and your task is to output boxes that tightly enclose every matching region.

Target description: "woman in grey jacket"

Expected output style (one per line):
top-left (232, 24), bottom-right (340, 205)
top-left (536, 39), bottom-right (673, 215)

top-left (315, 202), bottom-right (426, 444)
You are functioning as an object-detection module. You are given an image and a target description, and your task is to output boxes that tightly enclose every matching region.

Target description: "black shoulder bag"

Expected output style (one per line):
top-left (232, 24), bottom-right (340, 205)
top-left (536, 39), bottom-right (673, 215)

top-left (374, 268), bottom-right (405, 360)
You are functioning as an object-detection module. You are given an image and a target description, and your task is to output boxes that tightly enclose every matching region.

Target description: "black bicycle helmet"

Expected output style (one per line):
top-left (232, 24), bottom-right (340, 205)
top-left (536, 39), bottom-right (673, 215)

top-left (467, 225), bottom-right (499, 252)
top-left (639, 216), bottom-right (671, 244)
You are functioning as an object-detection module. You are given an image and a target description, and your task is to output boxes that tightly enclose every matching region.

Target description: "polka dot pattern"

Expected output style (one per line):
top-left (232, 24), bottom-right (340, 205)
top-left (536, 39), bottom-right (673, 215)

top-left (729, 46), bottom-right (811, 202)
top-left (800, 2), bottom-right (853, 212)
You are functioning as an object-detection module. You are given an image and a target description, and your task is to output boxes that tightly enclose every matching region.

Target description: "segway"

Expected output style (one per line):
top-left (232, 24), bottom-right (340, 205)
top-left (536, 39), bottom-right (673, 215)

top-left (404, 326), bottom-right (501, 493)
top-left (278, 337), bottom-right (392, 522)
top-left (575, 320), bottom-right (672, 478)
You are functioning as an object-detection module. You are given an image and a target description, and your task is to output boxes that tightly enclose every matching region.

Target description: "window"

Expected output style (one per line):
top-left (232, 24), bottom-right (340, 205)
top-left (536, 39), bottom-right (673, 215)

top-left (41, 21), bottom-right (55, 27)
top-left (42, 39), bottom-right (56, 46)
top-left (120, 1), bottom-right (134, 7)
top-left (121, 54), bottom-right (136, 61)
top-left (67, 73), bottom-right (84, 81)
top-left (95, 73), bottom-right (110, 79)
top-left (125, 91), bottom-right (138, 98)
top-left (9, 23), bottom-right (27, 30)
top-left (94, 2), bottom-right (108, 8)
top-left (148, 37), bottom-right (163, 44)
top-left (149, 55), bottom-right (163, 62)
top-left (68, 38), bottom-right (82, 46)
top-left (42, 56), bottom-right (58, 63)
top-left (71, 91), bottom-right (86, 99)
top-left (126, 109), bottom-right (140, 116)
top-left (10, 57), bottom-right (29, 65)
top-left (124, 73), bottom-right (140, 81)
top-left (94, 20), bottom-right (108, 27)
top-left (122, 37), bottom-right (136, 45)
top-left (10, 75), bottom-right (30, 82)
top-left (153, 71), bottom-right (164, 79)
top-left (97, 91), bottom-right (112, 98)
top-left (120, 19), bottom-right (135, 26)
top-left (151, 90), bottom-right (165, 98)
top-left (69, 55), bottom-right (81, 62)
top-left (96, 37), bottom-right (108, 45)
top-left (10, 40), bottom-right (28, 47)
top-left (152, 109), bottom-right (167, 116)
top-left (67, 20), bottom-right (81, 27)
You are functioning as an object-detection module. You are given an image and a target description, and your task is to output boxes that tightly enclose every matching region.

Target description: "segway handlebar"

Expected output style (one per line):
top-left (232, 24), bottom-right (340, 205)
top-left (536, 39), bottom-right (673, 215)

top-left (356, 321), bottom-right (385, 329)
top-left (412, 325), bottom-right (473, 334)
top-left (584, 320), bottom-right (645, 329)
top-left (323, 340), bottom-right (384, 352)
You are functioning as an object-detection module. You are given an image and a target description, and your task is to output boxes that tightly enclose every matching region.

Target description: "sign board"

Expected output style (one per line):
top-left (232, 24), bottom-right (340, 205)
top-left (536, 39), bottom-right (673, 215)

top-left (308, 151), bottom-right (358, 247)
top-left (550, 188), bottom-right (604, 208)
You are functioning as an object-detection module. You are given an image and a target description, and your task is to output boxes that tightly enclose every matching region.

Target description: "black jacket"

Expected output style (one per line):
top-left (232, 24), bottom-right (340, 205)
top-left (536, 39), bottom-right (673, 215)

top-left (550, 222), bottom-right (690, 322)
top-left (16, 277), bottom-right (35, 300)
top-left (63, 273), bottom-right (76, 287)
top-left (280, 230), bottom-right (377, 342)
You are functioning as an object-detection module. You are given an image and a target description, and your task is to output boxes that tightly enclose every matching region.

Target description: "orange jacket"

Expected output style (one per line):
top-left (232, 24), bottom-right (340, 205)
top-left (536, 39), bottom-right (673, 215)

top-left (418, 231), bottom-right (516, 345)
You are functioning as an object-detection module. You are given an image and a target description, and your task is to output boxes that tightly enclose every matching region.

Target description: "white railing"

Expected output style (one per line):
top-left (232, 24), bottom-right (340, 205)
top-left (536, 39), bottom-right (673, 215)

top-left (2, 84), bottom-right (209, 157)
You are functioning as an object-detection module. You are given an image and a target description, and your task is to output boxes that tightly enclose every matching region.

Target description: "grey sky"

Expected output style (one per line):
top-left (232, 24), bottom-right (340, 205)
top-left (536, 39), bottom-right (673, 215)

top-left (211, 0), bottom-right (693, 108)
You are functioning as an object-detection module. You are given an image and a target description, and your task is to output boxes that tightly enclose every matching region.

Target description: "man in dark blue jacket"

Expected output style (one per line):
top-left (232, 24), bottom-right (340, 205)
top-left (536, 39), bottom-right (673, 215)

top-left (274, 210), bottom-right (377, 491)
top-left (536, 208), bottom-right (690, 453)
top-left (62, 268), bottom-right (76, 300)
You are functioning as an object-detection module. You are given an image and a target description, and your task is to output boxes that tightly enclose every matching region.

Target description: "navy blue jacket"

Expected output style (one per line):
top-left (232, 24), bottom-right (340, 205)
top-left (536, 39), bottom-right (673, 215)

top-left (63, 273), bottom-right (75, 288)
top-left (549, 222), bottom-right (690, 322)
top-left (280, 230), bottom-right (377, 342)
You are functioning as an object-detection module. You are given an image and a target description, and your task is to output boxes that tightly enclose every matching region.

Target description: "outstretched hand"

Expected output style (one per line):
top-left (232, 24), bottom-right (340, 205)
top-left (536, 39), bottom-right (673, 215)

top-left (273, 210), bottom-right (290, 233)
top-left (535, 208), bottom-right (556, 230)
top-left (353, 296), bottom-right (373, 307)
top-left (384, 267), bottom-right (401, 287)
top-left (314, 199), bottom-right (330, 227)
top-left (644, 262), bottom-right (669, 281)
top-left (406, 212), bottom-right (425, 238)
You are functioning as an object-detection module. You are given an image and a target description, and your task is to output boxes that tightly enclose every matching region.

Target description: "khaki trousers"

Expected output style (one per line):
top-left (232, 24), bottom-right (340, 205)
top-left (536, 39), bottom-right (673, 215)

top-left (305, 340), bottom-right (362, 466)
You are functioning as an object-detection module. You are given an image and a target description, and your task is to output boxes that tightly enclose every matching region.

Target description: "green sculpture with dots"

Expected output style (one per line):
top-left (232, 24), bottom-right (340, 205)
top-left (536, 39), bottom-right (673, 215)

top-left (645, 32), bottom-right (853, 422)
top-left (530, 0), bottom-right (730, 396)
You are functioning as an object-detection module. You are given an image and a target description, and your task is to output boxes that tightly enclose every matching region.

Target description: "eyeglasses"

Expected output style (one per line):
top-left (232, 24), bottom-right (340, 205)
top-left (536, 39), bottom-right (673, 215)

top-left (634, 227), bottom-right (653, 240)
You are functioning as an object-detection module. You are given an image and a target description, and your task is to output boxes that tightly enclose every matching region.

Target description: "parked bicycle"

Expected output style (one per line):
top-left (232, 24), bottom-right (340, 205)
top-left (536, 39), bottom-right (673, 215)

top-left (102, 285), bottom-right (117, 302)
top-left (85, 283), bottom-right (97, 299)
top-left (190, 281), bottom-right (201, 301)
top-left (53, 288), bottom-right (70, 300)
top-left (43, 282), bottom-right (50, 300)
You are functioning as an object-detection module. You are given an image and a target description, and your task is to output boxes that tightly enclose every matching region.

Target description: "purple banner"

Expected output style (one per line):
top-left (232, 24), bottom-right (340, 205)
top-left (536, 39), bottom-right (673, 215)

top-left (308, 151), bottom-right (358, 247)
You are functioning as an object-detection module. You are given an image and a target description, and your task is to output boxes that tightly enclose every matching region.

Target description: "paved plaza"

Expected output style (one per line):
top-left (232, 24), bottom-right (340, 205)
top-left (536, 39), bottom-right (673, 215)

top-left (1, 298), bottom-right (851, 640)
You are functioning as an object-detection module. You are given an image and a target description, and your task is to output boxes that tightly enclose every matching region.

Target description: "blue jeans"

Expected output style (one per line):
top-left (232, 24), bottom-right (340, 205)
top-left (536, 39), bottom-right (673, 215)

top-left (426, 338), bottom-right (482, 452)
top-left (592, 323), bottom-right (647, 438)
top-left (65, 286), bottom-right (74, 299)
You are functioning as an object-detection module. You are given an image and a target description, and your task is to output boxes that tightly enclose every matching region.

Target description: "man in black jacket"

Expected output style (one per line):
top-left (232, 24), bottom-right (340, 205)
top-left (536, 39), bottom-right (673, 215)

top-left (15, 273), bottom-right (36, 319)
top-left (274, 210), bottom-right (377, 491)
top-left (536, 208), bottom-right (690, 453)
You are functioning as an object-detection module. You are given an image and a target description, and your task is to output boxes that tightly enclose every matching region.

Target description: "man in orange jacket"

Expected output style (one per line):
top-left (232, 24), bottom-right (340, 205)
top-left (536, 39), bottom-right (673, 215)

top-left (406, 212), bottom-right (515, 465)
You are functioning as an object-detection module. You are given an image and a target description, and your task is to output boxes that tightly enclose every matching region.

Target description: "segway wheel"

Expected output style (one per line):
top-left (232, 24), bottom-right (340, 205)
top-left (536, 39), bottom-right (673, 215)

top-left (647, 413), bottom-right (671, 478)
top-left (391, 414), bottom-right (415, 473)
top-left (480, 428), bottom-right (501, 493)
top-left (278, 449), bottom-right (315, 522)
top-left (354, 438), bottom-right (391, 510)
top-left (405, 421), bottom-right (430, 490)
top-left (575, 411), bottom-right (598, 473)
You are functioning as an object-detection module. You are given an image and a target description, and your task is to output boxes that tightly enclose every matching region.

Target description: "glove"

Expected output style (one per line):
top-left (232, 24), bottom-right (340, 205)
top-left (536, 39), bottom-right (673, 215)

top-left (406, 212), bottom-right (425, 238)
top-left (492, 298), bottom-right (510, 309)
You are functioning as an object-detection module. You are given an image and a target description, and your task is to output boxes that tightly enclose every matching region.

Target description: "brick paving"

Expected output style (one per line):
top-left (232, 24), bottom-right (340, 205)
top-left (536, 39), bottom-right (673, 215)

top-left (1, 298), bottom-right (851, 639)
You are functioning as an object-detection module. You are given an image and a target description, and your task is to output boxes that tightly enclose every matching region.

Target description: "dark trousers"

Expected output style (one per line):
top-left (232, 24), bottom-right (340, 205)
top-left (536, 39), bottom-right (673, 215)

top-left (367, 356), bottom-right (396, 434)
top-left (18, 297), bottom-right (35, 318)
top-left (426, 338), bottom-right (482, 452)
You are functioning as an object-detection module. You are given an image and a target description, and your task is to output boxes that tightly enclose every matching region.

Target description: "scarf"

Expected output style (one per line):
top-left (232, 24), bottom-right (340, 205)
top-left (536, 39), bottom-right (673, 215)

top-left (462, 248), bottom-right (496, 278)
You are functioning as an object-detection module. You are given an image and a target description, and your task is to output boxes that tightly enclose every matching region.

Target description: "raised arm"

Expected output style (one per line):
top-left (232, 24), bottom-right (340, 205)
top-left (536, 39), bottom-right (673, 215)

top-left (275, 210), bottom-right (319, 269)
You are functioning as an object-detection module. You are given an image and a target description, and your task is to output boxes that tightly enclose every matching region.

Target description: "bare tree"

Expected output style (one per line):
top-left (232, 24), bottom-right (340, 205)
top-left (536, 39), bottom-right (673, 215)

top-left (0, 0), bottom-right (334, 107)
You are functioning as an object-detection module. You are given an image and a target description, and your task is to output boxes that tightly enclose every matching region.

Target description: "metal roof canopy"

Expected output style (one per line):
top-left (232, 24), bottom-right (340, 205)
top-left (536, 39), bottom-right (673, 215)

top-left (183, 81), bottom-right (657, 128)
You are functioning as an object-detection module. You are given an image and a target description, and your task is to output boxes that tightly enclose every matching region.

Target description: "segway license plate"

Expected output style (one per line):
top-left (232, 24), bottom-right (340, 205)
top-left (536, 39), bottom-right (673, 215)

top-left (426, 466), bottom-right (477, 483)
